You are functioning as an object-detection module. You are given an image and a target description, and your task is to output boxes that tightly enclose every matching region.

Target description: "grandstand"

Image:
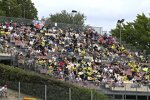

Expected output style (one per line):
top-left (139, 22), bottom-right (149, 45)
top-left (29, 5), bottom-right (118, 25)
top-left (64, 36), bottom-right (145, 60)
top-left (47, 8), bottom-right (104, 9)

top-left (0, 17), bottom-right (149, 100)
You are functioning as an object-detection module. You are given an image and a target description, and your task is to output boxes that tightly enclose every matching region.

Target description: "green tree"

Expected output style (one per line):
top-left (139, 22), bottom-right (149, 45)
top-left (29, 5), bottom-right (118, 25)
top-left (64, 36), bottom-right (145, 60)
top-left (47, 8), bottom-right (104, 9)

top-left (48, 10), bottom-right (86, 25)
top-left (0, 0), bottom-right (5, 16)
top-left (0, 9), bottom-right (5, 16)
top-left (112, 13), bottom-right (150, 54)
top-left (0, 0), bottom-right (37, 19)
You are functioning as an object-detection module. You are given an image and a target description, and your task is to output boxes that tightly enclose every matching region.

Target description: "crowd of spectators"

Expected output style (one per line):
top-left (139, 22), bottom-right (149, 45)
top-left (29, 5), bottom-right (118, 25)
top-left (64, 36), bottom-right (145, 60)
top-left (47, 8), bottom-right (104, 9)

top-left (0, 21), bottom-right (149, 89)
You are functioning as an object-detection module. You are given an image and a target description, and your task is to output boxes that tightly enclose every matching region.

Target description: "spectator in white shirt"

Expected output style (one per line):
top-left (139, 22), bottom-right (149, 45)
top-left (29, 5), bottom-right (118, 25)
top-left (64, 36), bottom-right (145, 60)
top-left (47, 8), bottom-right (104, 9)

top-left (0, 85), bottom-right (7, 97)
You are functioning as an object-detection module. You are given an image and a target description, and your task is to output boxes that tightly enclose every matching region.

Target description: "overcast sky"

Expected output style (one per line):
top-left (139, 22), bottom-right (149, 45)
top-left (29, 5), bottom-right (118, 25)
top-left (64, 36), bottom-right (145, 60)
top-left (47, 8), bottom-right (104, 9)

top-left (32, 0), bottom-right (150, 31)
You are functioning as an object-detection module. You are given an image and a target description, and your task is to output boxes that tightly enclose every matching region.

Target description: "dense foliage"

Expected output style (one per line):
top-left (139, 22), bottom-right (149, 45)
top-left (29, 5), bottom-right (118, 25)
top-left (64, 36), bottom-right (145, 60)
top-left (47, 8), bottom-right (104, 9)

top-left (111, 13), bottom-right (150, 54)
top-left (0, 64), bottom-right (107, 100)
top-left (48, 10), bottom-right (86, 25)
top-left (0, 0), bottom-right (37, 19)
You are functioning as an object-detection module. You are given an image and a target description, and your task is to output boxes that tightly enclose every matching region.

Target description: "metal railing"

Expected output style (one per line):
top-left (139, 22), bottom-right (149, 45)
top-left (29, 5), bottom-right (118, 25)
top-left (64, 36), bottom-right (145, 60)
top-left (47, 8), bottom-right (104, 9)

top-left (105, 83), bottom-right (150, 92)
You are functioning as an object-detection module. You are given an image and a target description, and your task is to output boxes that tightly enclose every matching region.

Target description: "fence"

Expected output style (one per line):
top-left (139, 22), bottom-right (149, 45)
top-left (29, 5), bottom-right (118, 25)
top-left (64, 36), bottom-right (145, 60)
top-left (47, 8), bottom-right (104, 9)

top-left (0, 79), bottom-right (103, 100)
top-left (45, 20), bottom-right (84, 30)
top-left (0, 16), bottom-right (102, 34)
top-left (0, 16), bottom-right (33, 25)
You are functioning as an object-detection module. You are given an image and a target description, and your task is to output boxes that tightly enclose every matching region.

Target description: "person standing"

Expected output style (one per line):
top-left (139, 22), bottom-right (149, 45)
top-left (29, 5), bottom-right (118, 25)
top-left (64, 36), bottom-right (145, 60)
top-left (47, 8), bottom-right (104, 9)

top-left (0, 85), bottom-right (8, 98)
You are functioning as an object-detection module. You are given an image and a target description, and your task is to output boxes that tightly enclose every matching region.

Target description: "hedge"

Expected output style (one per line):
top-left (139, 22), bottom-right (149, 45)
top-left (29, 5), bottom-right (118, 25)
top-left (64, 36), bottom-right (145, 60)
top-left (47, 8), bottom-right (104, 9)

top-left (0, 64), bottom-right (108, 100)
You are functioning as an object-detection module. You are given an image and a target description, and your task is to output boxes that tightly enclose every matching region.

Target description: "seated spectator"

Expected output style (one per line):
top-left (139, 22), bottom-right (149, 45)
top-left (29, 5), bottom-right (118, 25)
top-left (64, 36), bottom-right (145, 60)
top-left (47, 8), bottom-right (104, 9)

top-left (0, 20), bottom-right (149, 91)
